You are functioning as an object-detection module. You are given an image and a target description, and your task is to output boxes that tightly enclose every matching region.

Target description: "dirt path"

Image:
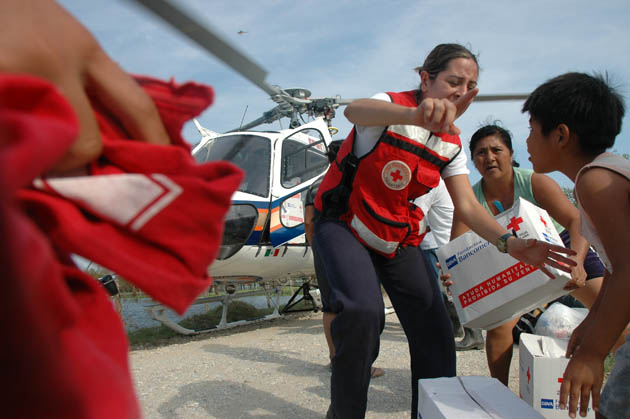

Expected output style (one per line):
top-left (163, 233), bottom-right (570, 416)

top-left (130, 310), bottom-right (520, 418)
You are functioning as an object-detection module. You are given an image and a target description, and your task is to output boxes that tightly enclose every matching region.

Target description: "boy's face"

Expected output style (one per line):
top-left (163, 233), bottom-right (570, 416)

top-left (526, 117), bottom-right (553, 173)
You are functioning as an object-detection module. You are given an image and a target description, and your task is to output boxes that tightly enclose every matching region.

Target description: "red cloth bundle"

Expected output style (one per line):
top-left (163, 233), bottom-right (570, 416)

top-left (0, 74), bottom-right (242, 418)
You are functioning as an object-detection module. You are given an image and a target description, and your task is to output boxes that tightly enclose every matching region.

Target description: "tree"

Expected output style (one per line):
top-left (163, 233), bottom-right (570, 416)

top-left (562, 186), bottom-right (576, 207)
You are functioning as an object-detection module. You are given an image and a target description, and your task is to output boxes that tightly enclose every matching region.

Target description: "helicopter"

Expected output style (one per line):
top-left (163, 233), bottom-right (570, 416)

top-left (132, 0), bottom-right (528, 334)
top-left (145, 112), bottom-right (339, 335)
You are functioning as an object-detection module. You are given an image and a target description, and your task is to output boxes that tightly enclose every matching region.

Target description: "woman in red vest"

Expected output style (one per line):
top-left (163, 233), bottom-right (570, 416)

top-left (313, 43), bottom-right (577, 419)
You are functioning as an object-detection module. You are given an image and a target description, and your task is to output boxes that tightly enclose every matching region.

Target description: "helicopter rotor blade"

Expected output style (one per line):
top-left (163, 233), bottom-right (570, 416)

top-left (311, 95), bottom-right (528, 105)
top-left (333, 98), bottom-right (356, 106)
top-left (130, 0), bottom-right (283, 99)
top-left (474, 94), bottom-right (529, 102)
top-left (132, 0), bottom-right (530, 133)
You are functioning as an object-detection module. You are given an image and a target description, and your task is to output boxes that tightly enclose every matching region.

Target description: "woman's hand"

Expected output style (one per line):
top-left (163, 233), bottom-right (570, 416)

top-left (507, 237), bottom-right (578, 279)
top-left (411, 88), bottom-right (478, 135)
top-left (437, 262), bottom-right (454, 296)
top-left (0, 0), bottom-right (170, 175)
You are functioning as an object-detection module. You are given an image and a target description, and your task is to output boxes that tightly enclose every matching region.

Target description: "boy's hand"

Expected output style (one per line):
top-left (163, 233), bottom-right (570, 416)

top-left (559, 349), bottom-right (604, 418)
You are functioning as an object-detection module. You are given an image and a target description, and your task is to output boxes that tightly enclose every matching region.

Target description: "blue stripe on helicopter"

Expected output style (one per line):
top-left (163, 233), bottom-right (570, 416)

top-left (233, 188), bottom-right (308, 246)
top-left (267, 192), bottom-right (307, 246)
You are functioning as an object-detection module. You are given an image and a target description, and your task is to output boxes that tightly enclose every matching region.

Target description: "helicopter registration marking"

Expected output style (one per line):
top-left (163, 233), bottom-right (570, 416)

top-left (382, 160), bottom-right (411, 190)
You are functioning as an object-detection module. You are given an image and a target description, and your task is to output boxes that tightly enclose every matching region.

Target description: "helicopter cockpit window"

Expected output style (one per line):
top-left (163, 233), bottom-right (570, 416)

top-left (193, 134), bottom-right (271, 197)
top-left (281, 128), bottom-right (328, 188)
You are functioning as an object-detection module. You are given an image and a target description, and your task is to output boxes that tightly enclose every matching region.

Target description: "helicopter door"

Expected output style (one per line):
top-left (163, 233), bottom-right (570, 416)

top-left (268, 119), bottom-right (333, 247)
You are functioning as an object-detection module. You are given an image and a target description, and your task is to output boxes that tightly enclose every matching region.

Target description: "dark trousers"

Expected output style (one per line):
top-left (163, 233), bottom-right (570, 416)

top-left (313, 217), bottom-right (456, 419)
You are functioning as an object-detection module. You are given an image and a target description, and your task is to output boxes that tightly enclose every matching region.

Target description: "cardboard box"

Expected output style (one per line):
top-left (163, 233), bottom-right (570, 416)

top-left (436, 198), bottom-right (570, 329)
top-left (519, 333), bottom-right (595, 418)
top-left (418, 376), bottom-right (544, 418)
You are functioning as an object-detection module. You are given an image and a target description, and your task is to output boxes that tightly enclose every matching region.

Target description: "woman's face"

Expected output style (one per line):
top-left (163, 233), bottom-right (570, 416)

top-left (421, 57), bottom-right (478, 102)
top-left (472, 135), bottom-right (514, 180)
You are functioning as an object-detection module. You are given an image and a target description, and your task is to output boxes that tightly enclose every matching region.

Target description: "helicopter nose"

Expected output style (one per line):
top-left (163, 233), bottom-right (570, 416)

top-left (216, 204), bottom-right (259, 260)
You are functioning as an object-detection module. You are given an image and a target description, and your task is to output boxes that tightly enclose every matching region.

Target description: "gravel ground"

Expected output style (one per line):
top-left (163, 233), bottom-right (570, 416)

top-left (130, 308), bottom-right (520, 418)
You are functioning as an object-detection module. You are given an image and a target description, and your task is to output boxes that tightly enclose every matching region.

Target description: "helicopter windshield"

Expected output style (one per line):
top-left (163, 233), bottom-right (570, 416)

top-left (194, 134), bottom-right (271, 197)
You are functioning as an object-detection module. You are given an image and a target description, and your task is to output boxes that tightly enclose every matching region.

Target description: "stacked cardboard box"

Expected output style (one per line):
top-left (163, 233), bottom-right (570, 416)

top-left (519, 333), bottom-right (595, 418)
top-left (418, 376), bottom-right (543, 418)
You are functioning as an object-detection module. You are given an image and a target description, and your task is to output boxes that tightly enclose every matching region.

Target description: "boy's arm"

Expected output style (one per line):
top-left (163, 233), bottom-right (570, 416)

top-left (563, 269), bottom-right (610, 380)
top-left (559, 168), bottom-right (630, 417)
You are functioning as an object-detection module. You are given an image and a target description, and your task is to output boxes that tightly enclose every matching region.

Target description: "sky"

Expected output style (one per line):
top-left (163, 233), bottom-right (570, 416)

top-left (59, 0), bottom-right (630, 188)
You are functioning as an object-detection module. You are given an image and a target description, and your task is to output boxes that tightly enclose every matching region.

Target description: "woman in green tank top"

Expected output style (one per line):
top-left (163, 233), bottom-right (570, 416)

top-left (447, 124), bottom-right (605, 386)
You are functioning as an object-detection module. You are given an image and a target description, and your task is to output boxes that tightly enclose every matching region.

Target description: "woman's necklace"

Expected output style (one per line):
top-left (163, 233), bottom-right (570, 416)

top-left (482, 176), bottom-right (514, 215)
top-left (492, 200), bottom-right (505, 213)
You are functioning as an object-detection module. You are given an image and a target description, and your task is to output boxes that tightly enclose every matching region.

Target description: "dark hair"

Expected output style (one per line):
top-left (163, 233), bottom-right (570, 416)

top-left (469, 124), bottom-right (520, 167)
top-left (522, 72), bottom-right (625, 155)
top-left (415, 43), bottom-right (479, 81)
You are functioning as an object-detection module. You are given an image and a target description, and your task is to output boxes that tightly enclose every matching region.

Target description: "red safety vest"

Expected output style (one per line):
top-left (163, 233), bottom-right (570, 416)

top-left (314, 90), bottom-right (462, 258)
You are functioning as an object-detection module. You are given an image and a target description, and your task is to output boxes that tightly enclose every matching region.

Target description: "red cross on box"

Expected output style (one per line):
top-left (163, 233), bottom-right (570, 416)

top-left (507, 216), bottom-right (524, 231)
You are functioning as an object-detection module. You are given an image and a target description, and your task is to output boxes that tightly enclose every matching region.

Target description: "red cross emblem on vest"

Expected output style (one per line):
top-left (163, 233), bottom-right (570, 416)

top-left (507, 216), bottom-right (523, 231)
top-left (390, 169), bottom-right (403, 182)
top-left (381, 160), bottom-right (411, 191)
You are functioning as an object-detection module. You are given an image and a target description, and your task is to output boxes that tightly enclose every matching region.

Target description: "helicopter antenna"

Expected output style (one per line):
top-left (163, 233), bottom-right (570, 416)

top-left (474, 94), bottom-right (529, 102)
top-left (239, 105), bottom-right (248, 130)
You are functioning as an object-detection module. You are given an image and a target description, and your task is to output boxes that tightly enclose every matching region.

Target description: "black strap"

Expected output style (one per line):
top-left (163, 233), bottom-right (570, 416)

top-left (381, 134), bottom-right (450, 168)
top-left (321, 152), bottom-right (359, 218)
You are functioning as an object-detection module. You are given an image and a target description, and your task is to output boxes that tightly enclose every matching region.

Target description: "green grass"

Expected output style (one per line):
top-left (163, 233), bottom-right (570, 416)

top-left (118, 283), bottom-right (308, 300)
top-left (127, 299), bottom-right (315, 348)
top-left (179, 300), bottom-right (274, 330)
top-left (604, 353), bottom-right (615, 381)
top-left (127, 324), bottom-right (180, 346)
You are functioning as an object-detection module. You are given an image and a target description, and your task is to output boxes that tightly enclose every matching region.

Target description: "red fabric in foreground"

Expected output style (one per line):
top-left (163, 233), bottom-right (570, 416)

top-left (0, 74), bottom-right (242, 418)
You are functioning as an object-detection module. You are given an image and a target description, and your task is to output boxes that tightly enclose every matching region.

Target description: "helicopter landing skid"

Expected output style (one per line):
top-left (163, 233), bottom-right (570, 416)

top-left (145, 282), bottom-right (283, 335)
top-left (280, 278), bottom-right (321, 314)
